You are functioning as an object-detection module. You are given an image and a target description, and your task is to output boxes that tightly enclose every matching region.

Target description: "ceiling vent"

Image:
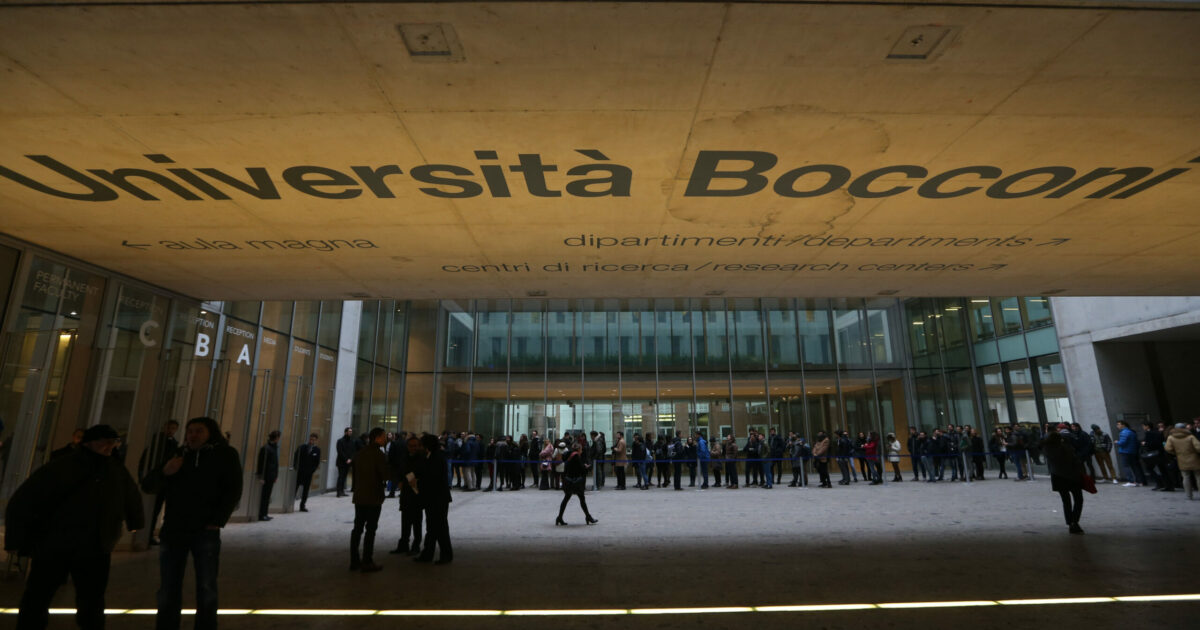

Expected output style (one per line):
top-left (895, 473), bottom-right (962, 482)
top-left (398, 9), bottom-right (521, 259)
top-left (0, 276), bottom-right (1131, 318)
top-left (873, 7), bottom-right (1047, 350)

top-left (398, 23), bottom-right (465, 62)
top-left (887, 26), bottom-right (955, 61)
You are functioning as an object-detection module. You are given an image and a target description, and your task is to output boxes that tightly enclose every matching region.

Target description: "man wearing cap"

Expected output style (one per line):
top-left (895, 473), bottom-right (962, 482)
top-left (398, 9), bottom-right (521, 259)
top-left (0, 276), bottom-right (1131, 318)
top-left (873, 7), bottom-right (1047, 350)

top-left (5, 424), bottom-right (144, 630)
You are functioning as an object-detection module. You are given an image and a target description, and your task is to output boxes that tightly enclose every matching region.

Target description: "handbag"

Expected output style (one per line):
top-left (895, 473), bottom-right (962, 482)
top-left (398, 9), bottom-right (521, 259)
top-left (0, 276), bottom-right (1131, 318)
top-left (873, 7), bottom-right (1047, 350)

top-left (1139, 445), bottom-right (1161, 459)
top-left (1082, 474), bottom-right (1097, 494)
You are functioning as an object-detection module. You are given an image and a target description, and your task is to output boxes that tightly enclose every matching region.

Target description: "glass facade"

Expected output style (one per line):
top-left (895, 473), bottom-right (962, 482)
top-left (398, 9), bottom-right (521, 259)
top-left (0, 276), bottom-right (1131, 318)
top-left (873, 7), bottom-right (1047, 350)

top-left (349, 297), bottom-right (1070, 454)
top-left (0, 232), bottom-right (1077, 533)
top-left (0, 238), bottom-right (345, 532)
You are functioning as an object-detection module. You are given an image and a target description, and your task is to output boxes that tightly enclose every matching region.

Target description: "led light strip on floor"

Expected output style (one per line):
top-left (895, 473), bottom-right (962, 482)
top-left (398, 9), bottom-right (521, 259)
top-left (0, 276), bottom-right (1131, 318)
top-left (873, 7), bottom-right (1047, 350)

top-left (2, 594), bottom-right (1197, 617)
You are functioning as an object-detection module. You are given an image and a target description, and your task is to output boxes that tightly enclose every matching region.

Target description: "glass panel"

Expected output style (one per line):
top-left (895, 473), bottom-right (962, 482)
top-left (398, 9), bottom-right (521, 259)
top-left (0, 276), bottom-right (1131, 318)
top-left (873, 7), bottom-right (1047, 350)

top-left (1035, 354), bottom-right (1073, 425)
top-left (967, 298), bottom-right (995, 341)
top-left (389, 303), bottom-right (407, 367)
top-left (865, 298), bottom-right (905, 368)
top-left (729, 373), bottom-right (766, 445)
top-left (980, 364), bottom-right (1011, 427)
top-left (727, 299), bottom-right (764, 371)
top-left (997, 334), bottom-right (1026, 362)
top-left (472, 373), bottom-right (509, 440)
top-left (994, 297), bottom-right (1023, 336)
top-left (657, 373), bottom-right (694, 439)
top-left (914, 374), bottom-right (947, 432)
top-left (804, 371), bottom-right (840, 438)
top-left (546, 300), bottom-right (578, 372)
top-left (405, 301), bottom-right (439, 372)
top-left (357, 301), bottom-right (378, 362)
top-left (510, 300), bottom-right (544, 372)
top-left (318, 301), bottom-right (342, 349)
top-left (655, 299), bottom-right (692, 370)
top-left (352, 359), bottom-right (372, 430)
top-left (444, 303), bottom-right (475, 371)
top-left (401, 373), bottom-right (434, 435)
top-left (763, 298), bottom-right (801, 370)
top-left (620, 372), bottom-right (657, 439)
top-left (1006, 359), bottom-right (1039, 424)
top-left (1025, 326), bottom-right (1060, 356)
top-left (693, 298), bottom-right (729, 372)
top-left (767, 371), bottom-right (805, 438)
top-left (292, 301), bottom-right (320, 341)
top-left (438, 373), bottom-right (470, 434)
top-left (617, 300), bottom-right (655, 372)
top-left (832, 298), bottom-right (869, 368)
top-left (261, 301), bottom-right (292, 334)
top-left (93, 284), bottom-right (169, 438)
top-left (0, 244), bottom-right (18, 314)
top-left (375, 300), bottom-right (395, 369)
top-left (946, 368), bottom-right (979, 428)
top-left (228, 301), bottom-right (261, 324)
top-left (1022, 296), bottom-right (1053, 329)
top-left (798, 298), bottom-right (833, 367)
top-left (841, 370), bottom-right (877, 437)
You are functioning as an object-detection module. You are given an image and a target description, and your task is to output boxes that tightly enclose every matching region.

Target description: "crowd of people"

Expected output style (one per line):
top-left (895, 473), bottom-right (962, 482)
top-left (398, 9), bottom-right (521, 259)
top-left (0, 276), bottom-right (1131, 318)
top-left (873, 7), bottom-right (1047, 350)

top-left (5, 414), bottom-right (1198, 630)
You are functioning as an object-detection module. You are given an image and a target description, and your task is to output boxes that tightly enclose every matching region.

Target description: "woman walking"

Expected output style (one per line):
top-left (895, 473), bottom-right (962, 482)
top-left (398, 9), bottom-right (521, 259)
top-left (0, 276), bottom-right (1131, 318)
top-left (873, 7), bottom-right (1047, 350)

top-left (886, 433), bottom-right (903, 482)
top-left (1043, 428), bottom-right (1085, 534)
top-left (556, 441), bottom-right (598, 526)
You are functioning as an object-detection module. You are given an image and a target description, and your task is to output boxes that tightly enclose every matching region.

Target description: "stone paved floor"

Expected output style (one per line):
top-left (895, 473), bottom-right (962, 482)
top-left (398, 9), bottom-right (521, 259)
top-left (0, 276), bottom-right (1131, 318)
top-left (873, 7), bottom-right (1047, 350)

top-left (3, 473), bottom-right (1198, 628)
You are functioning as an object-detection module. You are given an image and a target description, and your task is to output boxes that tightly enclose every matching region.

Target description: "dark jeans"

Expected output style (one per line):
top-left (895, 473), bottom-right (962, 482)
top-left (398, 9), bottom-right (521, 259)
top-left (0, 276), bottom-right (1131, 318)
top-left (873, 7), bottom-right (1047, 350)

top-left (837, 458), bottom-right (851, 483)
top-left (258, 478), bottom-right (275, 519)
top-left (699, 460), bottom-right (709, 488)
top-left (157, 530), bottom-right (221, 630)
top-left (18, 550), bottom-right (110, 630)
top-left (947, 455), bottom-right (965, 480)
top-left (399, 504), bottom-right (423, 551)
top-left (771, 459), bottom-right (783, 484)
top-left (1057, 488), bottom-right (1084, 525)
top-left (421, 503), bottom-right (453, 561)
top-left (725, 461), bottom-right (738, 486)
top-left (296, 472), bottom-right (314, 508)
top-left (993, 454), bottom-right (1008, 477)
top-left (615, 466), bottom-right (626, 489)
top-left (673, 461), bottom-right (683, 489)
top-left (351, 504), bottom-right (382, 565)
top-left (1120, 453), bottom-right (1146, 484)
top-left (910, 454), bottom-right (923, 480)
top-left (816, 460), bottom-right (831, 486)
top-left (687, 462), bottom-right (696, 486)
top-left (1143, 456), bottom-right (1173, 489)
top-left (336, 464), bottom-right (350, 495)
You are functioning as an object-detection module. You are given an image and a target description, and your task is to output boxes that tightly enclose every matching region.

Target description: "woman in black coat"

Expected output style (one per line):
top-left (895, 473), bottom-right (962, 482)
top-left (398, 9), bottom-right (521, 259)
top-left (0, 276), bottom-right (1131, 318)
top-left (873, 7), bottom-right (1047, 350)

top-left (556, 441), bottom-right (597, 526)
top-left (1043, 429), bottom-right (1085, 534)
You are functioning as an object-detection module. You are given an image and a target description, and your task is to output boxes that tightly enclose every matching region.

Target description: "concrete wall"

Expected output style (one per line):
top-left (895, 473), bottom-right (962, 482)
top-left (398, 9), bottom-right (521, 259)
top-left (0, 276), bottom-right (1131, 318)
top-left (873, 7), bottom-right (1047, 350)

top-left (1052, 297), bottom-right (1200, 432)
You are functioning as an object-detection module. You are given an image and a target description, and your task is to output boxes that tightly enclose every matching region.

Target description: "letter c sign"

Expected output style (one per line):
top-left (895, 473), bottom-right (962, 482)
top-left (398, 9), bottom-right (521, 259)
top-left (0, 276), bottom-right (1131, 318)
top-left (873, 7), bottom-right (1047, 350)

top-left (139, 320), bottom-right (160, 347)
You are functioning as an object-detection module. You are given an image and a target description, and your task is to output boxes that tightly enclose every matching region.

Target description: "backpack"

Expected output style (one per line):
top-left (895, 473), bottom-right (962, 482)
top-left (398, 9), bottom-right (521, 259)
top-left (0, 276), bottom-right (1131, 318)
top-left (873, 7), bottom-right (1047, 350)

top-left (667, 442), bottom-right (679, 458)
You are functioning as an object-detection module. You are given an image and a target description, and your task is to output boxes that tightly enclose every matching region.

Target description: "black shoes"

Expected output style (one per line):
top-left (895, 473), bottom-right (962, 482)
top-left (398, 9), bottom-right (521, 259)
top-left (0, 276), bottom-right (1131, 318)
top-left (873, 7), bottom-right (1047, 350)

top-left (360, 561), bottom-right (383, 573)
top-left (259, 516), bottom-right (272, 522)
top-left (434, 558), bottom-right (453, 565)
top-left (555, 516), bottom-right (567, 526)
top-left (413, 556), bottom-right (433, 563)
top-left (1068, 523), bottom-right (1085, 535)
top-left (585, 516), bottom-right (598, 525)
top-left (299, 507), bottom-right (308, 512)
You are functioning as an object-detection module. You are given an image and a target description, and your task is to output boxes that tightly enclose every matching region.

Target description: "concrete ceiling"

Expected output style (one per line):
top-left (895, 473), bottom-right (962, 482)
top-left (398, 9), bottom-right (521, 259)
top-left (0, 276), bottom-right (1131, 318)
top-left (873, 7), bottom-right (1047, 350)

top-left (1, 1), bottom-right (1198, 300)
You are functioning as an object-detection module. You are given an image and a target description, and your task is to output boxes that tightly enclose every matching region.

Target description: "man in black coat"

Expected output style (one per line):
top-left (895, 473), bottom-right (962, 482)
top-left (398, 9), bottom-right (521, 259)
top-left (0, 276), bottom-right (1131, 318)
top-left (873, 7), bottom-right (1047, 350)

top-left (144, 416), bottom-right (243, 630)
top-left (907, 427), bottom-right (924, 481)
top-left (255, 430), bottom-right (281, 521)
top-left (414, 434), bottom-right (453, 564)
top-left (389, 435), bottom-right (424, 555)
top-left (6, 424), bottom-right (143, 630)
top-left (294, 433), bottom-right (321, 512)
top-left (335, 427), bottom-right (358, 497)
top-left (139, 419), bottom-right (180, 544)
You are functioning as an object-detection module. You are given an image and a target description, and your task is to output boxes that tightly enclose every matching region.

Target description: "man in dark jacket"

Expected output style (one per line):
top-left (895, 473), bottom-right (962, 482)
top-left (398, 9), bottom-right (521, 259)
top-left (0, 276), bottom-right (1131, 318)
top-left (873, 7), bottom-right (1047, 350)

top-left (294, 433), bottom-right (321, 512)
top-left (389, 435), bottom-right (425, 555)
top-left (255, 430), bottom-right (280, 521)
top-left (6, 424), bottom-right (143, 630)
top-left (142, 416), bottom-right (241, 630)
top-left (49, 427), bottom-right (85, 461)
top-left (139, 419), bottom-right (180, 544)
top-left (907, 427), bottom-right (926, 481)
top-left (414, 434), bottom-right (453, 564)
top-left (927, 429), bottom-right (947, 481)
top-left (335, 427), bottom-right (358, 497)
top-left (350, 428), bottom-right (390, 572)
top-left (528, 430), bottom-right (543, 490)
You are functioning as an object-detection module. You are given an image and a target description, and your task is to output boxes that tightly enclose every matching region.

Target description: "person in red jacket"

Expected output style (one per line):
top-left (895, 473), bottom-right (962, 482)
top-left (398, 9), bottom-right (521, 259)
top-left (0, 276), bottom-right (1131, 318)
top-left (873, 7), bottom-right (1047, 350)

top-left (864, 432), bottom-right (882, 485)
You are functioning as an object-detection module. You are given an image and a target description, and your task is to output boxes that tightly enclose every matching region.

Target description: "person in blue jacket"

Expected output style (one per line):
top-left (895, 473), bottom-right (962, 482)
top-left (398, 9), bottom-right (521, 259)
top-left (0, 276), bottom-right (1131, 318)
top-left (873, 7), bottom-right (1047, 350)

top-left (1116, 420), bottom-right (1145, 486)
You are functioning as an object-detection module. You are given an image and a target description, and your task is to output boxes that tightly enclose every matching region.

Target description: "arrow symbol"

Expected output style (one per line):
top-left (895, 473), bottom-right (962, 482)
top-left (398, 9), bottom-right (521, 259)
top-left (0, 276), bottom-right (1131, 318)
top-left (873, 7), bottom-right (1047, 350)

top-left (978, 264), bottom-right (1007, 271)
top-left (122, 240), bottom-right (151, 251)
top-left (1036, 238), bottom-right (1070, 247)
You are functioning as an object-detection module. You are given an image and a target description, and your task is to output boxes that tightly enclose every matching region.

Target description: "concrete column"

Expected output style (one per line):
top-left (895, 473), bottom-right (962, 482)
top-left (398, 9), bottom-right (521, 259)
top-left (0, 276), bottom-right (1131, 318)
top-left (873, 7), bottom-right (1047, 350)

top-left (325, 301), bottom-right (361, 490)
